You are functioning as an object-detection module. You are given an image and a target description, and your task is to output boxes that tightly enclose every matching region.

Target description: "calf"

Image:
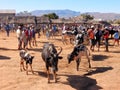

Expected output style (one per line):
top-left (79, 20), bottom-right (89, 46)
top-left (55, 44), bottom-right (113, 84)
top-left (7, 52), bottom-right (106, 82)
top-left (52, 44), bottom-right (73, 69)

top-left (41, 43), bottom-right (62, 83)
top-left (67, 44), bottom-right (91, 71)
top-left (19, 50), bottom-right (34, 75)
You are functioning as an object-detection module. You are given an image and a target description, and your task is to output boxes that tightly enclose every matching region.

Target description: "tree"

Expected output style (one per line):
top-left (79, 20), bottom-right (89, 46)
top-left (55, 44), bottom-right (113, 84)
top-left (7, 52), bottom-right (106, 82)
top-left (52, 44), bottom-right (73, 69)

top-left (43, 13), bottom-right (59, 19)
top-left (17, 11), bottom-right (32, 16)
top-left (114, 19), bottom-right (120, 24)
top-left (81, 13), bottom-right (94, 22)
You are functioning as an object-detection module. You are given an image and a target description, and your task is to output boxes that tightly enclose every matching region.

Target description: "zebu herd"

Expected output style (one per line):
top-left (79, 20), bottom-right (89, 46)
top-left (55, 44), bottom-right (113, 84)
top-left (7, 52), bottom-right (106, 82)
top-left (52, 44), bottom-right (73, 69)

top-left (4, 23), bottom-right (118, 84)
top-left (19, 43), bottom-right (91, 83)
top-left (19, 24), bottom-right (93, 83)
top-left (1, 23), bottom-right (120, 90)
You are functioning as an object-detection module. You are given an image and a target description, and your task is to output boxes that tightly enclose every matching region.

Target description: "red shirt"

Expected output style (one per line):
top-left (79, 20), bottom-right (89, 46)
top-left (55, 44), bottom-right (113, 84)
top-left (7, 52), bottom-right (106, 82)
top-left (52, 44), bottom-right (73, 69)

top-left (88, 29), bottom-right (94, 39)
top-left (104, 30), bottom-right (109, 39)
top-left (25, 29), bottom-right (32, 36)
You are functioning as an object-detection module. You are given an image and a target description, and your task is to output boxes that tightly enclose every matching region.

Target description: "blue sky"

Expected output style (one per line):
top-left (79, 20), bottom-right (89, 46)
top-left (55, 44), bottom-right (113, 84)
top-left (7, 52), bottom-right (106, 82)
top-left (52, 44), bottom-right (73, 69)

top-left (0, 0), bottom-right (120, 13)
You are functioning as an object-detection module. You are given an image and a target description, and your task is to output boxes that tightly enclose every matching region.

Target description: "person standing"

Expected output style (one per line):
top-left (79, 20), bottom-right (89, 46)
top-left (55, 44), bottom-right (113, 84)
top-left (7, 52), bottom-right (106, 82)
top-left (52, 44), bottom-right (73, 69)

top-left (31, 26), bottom-right (37, 46)
top-left (113, 30), bottom-right (119, 46)
top-left (62, 24), bottom-right (67, 34)
top-left (94, 26), bottom-right (102, 51)
top-left (16, 26), bottom-right (22, 50)
top-left (103, 28), bottom-right (109, 52)
top-left (25, 26), bottom-right (32, 49)
top-left (5, 23), bottom-right (11, 37)
top-left (87, 26), bottom-right (95, 51)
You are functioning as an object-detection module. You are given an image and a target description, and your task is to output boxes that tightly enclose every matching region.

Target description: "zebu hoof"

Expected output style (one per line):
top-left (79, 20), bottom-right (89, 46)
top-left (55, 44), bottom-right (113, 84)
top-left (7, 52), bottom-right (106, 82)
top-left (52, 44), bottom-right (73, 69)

top-left (32, 71), bottom-right (34, 74)
top-left (89, 65), bottom-right (91, 68)
top-left (55, 80), bottom-right (57, 83)
top-left (48, 81), bottom-right (50, 83)
top-left (77, 68), bottom-right (79, 71)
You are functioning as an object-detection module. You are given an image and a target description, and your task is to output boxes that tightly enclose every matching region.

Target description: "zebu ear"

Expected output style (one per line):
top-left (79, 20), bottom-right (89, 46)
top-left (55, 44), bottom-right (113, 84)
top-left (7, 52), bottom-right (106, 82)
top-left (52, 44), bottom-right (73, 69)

top-left (58, 56), bottom-right (63, 59)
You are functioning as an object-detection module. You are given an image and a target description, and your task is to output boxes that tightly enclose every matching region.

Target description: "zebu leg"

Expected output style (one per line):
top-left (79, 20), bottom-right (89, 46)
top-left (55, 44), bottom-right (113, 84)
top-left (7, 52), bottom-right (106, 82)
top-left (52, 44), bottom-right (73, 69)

top-left (47, 70), bottom-right (50, 83)
top-left (53, 71), bottom-right (57, 83)
top-left (20, 58), bottom-right (26, 71)
top-left (86, 50), bottom-right (91, 68)
top-left (29, 64), bottom-right (34, 74)
top-left (76, 59), bottom-right (80, 71)
top-left (26, 64), bottom-right (28, 75)
top-left (62, 35), bottom-right (66, 44)
top-left (46, 65), bottom-right (50, 83)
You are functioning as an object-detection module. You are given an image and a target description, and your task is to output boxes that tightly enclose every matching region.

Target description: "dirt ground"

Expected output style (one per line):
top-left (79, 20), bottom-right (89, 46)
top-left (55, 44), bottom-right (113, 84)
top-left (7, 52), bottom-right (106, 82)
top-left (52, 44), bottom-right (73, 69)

top-left (0, 32), bottom-right (120, 90)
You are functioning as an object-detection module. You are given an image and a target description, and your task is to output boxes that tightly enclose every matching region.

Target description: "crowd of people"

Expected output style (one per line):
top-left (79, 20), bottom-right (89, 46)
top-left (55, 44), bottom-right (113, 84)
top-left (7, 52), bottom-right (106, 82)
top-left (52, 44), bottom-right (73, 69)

top-left (0, 23), bottom-right (120, 52)
top-left (16, 24), bottom-right (37, 50)
top-left (62, 23), bottom-right (120, 52)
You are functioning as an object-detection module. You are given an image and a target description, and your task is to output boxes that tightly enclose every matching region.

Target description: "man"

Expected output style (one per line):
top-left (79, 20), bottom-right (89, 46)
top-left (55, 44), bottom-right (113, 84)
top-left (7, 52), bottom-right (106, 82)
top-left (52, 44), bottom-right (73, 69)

top-left (94, 26), bottom-right (102, 51)
top-left (103, 27), bottom-right (109, 52)
top-left (16, 26), bottom-right (22, 50)
top-left (87, 26), bottom-right (95, 51)
top-left (25, 26), bottom-right (32, 49)
top-left (5, 23), bottom-right (11, 37)
top-left (62, 24), bottom-right (67, 34)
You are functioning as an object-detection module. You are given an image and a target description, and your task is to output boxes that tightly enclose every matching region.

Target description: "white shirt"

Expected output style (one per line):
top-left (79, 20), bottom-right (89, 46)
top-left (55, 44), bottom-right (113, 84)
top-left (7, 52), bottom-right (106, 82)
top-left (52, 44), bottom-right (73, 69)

top-left (16, 29), bottom-right (21, 38)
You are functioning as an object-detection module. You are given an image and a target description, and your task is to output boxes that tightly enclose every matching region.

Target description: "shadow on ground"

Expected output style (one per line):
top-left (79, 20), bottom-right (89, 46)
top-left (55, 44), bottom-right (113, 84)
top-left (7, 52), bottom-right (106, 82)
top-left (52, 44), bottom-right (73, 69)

top-left (35, 70), bottom-right (102, 90)
top-left (84, 66), bottom-right (113, 76)
top-left (29, 48), bottom-right (43, 52)
top-left (59, 74), bottom-right (102, 90)
top-left (110, 50), bottom-right (120, 53)
top-left (0, 55), bottom-right (11, 60)
top-left (0, 47), bottom-right (18, 51)
top-left (92, 54), bottom-right (109, 61)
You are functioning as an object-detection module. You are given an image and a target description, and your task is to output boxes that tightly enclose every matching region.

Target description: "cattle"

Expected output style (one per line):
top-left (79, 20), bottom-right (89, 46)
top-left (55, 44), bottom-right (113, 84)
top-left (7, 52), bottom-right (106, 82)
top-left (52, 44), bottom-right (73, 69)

top-left (62, 29), bottom-right (78, 45)
top-left (34, 24), bottom-right (41, 38)
top-left (67, 44), bottom-right (91, 71)
top-left (41, 43), bottom-right (63, 83)
top-left (74, 33), bottom-right (84, 46)
top-left (19, 50), bottom-right (34, 75)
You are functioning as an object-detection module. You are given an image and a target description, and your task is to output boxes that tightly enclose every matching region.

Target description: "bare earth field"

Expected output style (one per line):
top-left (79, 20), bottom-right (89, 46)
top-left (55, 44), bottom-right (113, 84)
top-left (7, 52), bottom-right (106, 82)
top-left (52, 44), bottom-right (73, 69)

top-left (0, 32), bottom-right (120, 90)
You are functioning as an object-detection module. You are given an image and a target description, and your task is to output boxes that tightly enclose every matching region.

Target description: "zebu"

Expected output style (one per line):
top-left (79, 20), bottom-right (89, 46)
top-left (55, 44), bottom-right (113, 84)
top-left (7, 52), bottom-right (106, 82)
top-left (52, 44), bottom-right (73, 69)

top-left (41, 43), bottom-right (62, 83)
top-left (19, 50), bottom-right (34, 75)
top-left (67, 44), bottom-right (91, 71)
top-left (34, 24), bottom-right (41, 38)
top-left (62, 29), bottom-right (78, 44)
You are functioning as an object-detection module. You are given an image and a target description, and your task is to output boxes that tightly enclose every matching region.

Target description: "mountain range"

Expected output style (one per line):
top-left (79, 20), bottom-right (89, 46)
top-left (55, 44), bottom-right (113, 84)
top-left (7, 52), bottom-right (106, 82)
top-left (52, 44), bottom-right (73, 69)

top-left (31, 9), bottom-right (120, 20)
top-left (31, 9), bottom-right (80, 18)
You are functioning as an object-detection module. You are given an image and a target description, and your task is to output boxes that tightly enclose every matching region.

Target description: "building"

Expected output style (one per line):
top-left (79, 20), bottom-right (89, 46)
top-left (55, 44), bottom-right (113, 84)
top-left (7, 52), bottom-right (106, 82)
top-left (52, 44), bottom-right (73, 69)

top-left (0, 10), bottom-right (16, 16)
top-left (0, 10), bottom-right (16, 23)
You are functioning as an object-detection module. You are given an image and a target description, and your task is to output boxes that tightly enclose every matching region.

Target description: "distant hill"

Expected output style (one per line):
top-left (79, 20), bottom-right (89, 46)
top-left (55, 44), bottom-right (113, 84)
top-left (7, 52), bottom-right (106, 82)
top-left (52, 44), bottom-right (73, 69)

top-left (85, 12), bottom-right (120, 20)
top-left (30, 9), bottom-right (120, 20)
top-left (31, 9), bottom-right (80, 18)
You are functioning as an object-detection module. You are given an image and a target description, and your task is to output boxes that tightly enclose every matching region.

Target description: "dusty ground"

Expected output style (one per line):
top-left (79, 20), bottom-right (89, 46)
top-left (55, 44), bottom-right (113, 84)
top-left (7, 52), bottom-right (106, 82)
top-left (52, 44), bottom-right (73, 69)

top-left (0, 32), bottom-right (120, 90)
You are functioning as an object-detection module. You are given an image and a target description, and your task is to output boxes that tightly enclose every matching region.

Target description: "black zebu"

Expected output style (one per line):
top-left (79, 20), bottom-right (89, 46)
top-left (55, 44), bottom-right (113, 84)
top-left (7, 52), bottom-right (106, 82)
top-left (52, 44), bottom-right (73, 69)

top-left (67, 44), bottom-right (91, 71)
top-left (34, 24), bottom-right (41, 38)
top-left (41, 43), bottom-right (62, 83)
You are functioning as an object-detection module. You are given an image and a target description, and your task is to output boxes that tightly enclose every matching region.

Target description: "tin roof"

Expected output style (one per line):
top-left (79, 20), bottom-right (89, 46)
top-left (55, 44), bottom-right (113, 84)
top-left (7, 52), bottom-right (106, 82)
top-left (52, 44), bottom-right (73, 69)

top-left (0, 10), bottom-right (16, 14)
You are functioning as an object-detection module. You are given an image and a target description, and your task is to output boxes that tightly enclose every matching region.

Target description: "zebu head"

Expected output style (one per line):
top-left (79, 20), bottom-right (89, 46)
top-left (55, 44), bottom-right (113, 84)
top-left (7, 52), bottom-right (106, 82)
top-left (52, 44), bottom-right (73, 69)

top-left (67, 45), bottom-right (85, 64)
top-left (67, 46), bottom-right (79, 64)
top-left (24, 53), bottom-right (34, 64)
top-left (48, 44), bottom-right (63, 72)
top-left (20, 50), bottom-right (34, 64)
top-left (42, 43), bottom-right (63, 72)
